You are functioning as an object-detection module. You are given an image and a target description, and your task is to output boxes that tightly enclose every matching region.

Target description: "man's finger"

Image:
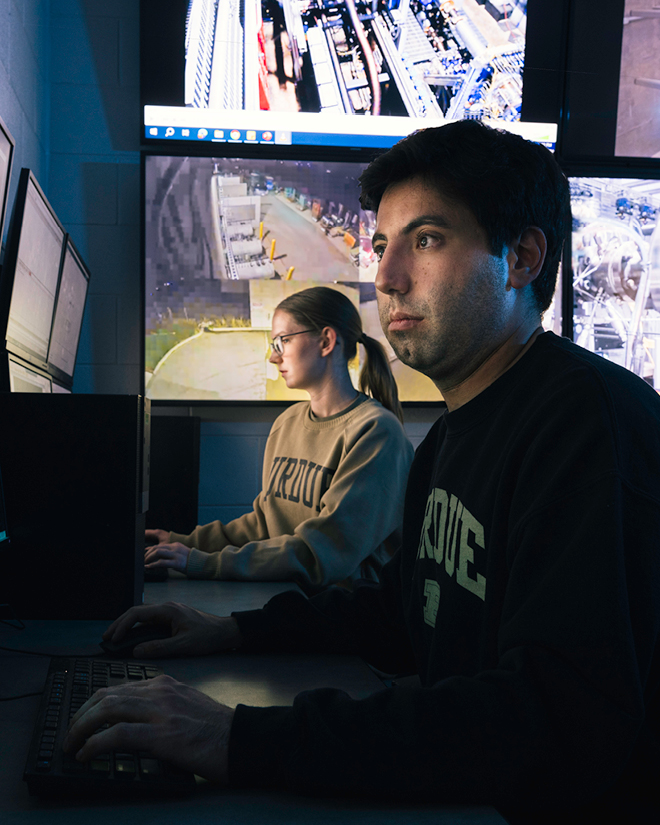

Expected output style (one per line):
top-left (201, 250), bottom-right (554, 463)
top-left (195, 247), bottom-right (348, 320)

top-left (73, 721), bottom-right (155, 762)
top-left (65, 684), bottom-right (164, 752)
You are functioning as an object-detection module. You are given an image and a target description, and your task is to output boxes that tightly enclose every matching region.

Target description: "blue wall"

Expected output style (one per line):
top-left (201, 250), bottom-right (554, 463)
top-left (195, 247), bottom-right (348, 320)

top-left (49, 0), bottom-right (141, 394)
top-left (0, 0), bottom-right (50, 243)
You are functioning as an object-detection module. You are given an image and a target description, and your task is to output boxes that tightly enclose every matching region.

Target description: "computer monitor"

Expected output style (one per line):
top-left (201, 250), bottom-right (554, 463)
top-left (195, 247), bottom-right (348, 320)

top-left (0, 168), bottom-right (66, 370)
top-left (0, 113), bottom-right (15, 247)
top-left (6, 353), bottom-right (52, 393)
top-left (47, 235), bottom-right (90, 387)
top-left (140, 0), bottom-right (561, 151)
top-left (568, 172), bottom-right (660, 388)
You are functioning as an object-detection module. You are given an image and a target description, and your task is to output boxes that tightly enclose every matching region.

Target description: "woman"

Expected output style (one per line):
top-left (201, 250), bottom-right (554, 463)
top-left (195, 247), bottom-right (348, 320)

top-left (145, 286), bottom-right (414, 592)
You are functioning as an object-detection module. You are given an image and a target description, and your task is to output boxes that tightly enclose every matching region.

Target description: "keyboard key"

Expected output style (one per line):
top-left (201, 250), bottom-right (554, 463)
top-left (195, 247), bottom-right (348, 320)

top-left (139, 758), bottom-right (161, 778)
top-left (115, 755), bottom-right (136, 777)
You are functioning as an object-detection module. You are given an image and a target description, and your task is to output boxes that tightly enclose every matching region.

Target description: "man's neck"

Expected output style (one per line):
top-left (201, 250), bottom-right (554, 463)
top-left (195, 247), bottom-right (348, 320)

top-left (439, 323), bottom-right (544, 412)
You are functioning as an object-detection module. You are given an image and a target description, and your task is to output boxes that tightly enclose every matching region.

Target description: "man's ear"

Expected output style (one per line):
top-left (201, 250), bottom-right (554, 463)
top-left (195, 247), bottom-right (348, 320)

top-left (506, 227), bottom-right (547, 290)
top-left (319, 326), bottom-right (339, 357)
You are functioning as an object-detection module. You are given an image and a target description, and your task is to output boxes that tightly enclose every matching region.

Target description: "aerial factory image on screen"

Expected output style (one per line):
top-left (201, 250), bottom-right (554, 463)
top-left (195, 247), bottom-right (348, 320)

top-left (571, 177), bottom-right (660, 389)
top-left (185, 0), bottom-right (526, 121)
top-left (144, 155), bottom-right (439, 402)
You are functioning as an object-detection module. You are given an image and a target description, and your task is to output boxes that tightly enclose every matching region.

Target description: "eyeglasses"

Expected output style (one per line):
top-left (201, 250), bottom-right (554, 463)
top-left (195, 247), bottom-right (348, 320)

top-left (270, 329), bottom-right (316, 356)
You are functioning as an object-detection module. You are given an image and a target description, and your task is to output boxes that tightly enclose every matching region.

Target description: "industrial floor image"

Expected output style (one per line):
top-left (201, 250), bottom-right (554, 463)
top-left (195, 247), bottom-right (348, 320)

top-left (185, 0), bottom-right (526, 122)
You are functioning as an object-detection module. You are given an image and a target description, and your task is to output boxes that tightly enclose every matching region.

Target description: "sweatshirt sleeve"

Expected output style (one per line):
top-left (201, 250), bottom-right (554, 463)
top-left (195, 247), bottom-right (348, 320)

top-left (175, 412), bottom-right (413, 590)
top-left (169, 494), bottom-right (271, 556)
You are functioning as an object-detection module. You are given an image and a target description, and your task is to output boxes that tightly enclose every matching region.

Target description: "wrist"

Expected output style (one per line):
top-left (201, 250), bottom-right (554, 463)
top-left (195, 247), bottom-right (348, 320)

top-left (213, 616), bottom-right (243, 650)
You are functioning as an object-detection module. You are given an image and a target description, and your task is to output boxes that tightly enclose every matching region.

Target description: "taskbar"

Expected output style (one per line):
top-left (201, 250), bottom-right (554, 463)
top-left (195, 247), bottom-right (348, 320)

top-left (143, 107), bottom-right (558, 152)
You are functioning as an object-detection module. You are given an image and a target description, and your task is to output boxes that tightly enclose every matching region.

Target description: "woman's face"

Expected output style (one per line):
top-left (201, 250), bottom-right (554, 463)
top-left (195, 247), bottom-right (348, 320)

top-left (269, 310), bottom-right (324, 391)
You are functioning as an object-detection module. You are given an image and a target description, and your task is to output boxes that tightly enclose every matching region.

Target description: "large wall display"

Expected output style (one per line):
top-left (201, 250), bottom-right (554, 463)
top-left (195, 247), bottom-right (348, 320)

top-left (144, 153), bottom-right (439, 402)
top-left (141, 0), bottom-right (535, 149)
top-left (570, 175), bottom-right (660, 389)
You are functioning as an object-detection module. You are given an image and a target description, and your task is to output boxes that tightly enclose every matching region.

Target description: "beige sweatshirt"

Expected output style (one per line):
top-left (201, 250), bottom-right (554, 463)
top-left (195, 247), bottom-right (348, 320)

top-left (170, 395), bottom-right (414, 591)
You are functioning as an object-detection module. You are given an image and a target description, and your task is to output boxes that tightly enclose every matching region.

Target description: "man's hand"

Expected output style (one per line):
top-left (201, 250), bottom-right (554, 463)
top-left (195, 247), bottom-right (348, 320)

top-left (145, 542), bottom-right (191, 573)
top-left (102, 602), bottom-right (244, 658)
top-left (145, 528), bottom-right (170, 545)
top-left (63, 676), bottom-right (234, 783)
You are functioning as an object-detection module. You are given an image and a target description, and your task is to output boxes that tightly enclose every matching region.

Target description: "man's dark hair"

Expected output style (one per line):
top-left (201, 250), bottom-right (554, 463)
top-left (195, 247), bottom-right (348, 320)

top-left (359, 120), bottom-right (571, 313)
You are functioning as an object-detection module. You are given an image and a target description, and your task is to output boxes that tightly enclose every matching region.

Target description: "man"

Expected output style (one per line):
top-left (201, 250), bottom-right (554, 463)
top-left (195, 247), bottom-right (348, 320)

top-left (64, 121), bottom-right (660, 822)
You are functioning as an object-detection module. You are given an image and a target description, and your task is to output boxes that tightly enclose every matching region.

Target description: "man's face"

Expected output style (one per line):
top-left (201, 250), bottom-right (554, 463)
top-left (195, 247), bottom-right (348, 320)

top-left (373, 176), bottom-right (517, 389)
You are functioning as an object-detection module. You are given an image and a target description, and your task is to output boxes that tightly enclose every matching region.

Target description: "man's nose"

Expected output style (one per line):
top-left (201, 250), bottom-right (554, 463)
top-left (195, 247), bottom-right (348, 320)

top-left (375, 245), bottom-right (408, 295)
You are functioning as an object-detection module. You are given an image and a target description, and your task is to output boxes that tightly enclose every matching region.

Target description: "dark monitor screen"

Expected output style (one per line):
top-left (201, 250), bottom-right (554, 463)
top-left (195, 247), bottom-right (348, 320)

top-left (1, 169), bottom-right (66, 366)
top-left (141, 0), bottom-right (560, 151)
top-left (47, 236), bottom-right (90, 384)
top-left (569, 173), bottom-right (660, 388)
top-left (0, 113), bottom-right (15, 246)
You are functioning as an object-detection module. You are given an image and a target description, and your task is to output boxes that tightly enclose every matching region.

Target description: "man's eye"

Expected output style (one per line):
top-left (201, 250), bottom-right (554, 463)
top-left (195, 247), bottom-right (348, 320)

top-left (374, 246), bottom-right (385, 260)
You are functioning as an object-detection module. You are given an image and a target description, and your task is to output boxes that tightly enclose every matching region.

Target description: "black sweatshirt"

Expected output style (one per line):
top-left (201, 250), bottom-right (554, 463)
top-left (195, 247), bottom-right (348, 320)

top-left (228, 333), bottom-right (660, 820)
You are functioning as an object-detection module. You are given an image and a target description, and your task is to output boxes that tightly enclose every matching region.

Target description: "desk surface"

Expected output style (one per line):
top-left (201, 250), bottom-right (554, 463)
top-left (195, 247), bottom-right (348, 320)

top-left (0, 580), bottom-right (507, 825)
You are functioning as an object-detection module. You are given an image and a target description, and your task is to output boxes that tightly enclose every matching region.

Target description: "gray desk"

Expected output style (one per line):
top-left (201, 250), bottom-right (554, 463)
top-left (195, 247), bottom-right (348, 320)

top-left (0, 580), bottom-right (506, 825)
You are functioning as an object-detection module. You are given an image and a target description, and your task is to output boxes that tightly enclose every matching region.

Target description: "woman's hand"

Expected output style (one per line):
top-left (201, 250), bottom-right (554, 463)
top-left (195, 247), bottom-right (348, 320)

top-left (145, 541), bottom-right (191, 573)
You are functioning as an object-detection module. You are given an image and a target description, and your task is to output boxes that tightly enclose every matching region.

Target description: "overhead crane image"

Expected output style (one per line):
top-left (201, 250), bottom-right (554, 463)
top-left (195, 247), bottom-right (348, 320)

top-left (185, 0), bottom-right (526, 121)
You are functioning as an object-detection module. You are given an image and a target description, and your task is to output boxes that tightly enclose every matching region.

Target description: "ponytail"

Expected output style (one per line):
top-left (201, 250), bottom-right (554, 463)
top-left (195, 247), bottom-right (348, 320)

top-left (276, 286), bottom-right (403, 423)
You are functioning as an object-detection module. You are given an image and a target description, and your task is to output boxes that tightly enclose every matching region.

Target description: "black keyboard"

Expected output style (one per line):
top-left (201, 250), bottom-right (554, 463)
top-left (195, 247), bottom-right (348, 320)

top-left (24, 657), bottom-right (195, 797)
